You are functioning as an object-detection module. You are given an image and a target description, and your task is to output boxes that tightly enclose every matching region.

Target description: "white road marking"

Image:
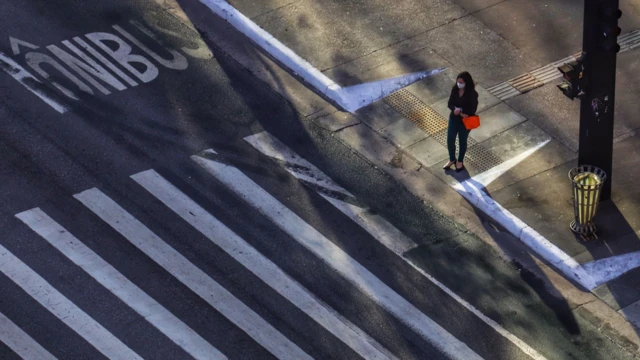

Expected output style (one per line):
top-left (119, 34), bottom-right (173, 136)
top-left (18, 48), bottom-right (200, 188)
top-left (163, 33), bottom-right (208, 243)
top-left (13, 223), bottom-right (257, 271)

top-left (0, 244), bottom-right (143, 360)
top-left (193, 155), bottom-right (484, 360)
top-left (74, 188), bottom-right (313, 360)
top-left (463, 140), bottom-right (550, 188)
top-left (132, 169), bottom-right (398, 360)
top-left (9, 37), bottom-right (39, 56)
top-left (243, 132), bottom-right (416, 254)
top-left (582, 251), bottom-right (640, 286)
top-left (0, 51), bottom-right (67, 113)
top-left (72, 37), bottom-right (139, 87)
top-left (452, 160), bottom-right (597, 290)
top-left (85, 32), bottom-right (159, 84)
top-left (243, 132), bottom-right (354, 197)
top-left (0, 311), bottom-right (57, 360)
top-left (140, 13), bottom-right (214, 59)
top-left (47, 43), bottom-right (128, 95)
top-left (324, 197), bottom-right (417, 255)
top-left (25, 51), bottom-right (91, 98)
top-left (455, 141), bottom-right (640, 288)
top-left (197, 0), bottom-right (443, 113)
top-left (244, 131), bottom-right (548, 360)
top-left (15, 208), bottom-right (227, 360)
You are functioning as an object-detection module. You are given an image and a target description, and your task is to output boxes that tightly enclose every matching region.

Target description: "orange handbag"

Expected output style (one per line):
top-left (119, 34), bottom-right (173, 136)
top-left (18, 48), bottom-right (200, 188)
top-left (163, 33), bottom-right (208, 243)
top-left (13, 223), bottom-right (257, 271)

top-left (463, 115), bottom-right (480, 130)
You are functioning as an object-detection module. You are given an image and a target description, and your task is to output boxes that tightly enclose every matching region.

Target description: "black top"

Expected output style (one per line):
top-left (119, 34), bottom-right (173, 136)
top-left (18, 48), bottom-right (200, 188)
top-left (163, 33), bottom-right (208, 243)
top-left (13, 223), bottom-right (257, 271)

top-left (447, 87), bottom-right (479, 118)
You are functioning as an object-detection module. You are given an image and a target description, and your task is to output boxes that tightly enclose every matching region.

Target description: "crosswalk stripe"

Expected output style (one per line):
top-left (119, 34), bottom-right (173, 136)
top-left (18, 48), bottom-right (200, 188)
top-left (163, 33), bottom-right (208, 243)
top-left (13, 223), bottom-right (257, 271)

top-left (192, 155), bottom-right (484, 360)
top-left (0, 244), bottom-right (142, 360)
top-left (0, 311), bottom-right (57, 360)
top-left (15, 208), bottom-right (227, 360)
top-left (243, 132), bottom-right (417, 254)
top-left (244, 131), bottom-right (548, 360)
top-left (74, 188), bottom-right (313, 360)
top-left (244, 132), bottom-right (353, 197)
top-left (132, 169), bottom-right (398, 360)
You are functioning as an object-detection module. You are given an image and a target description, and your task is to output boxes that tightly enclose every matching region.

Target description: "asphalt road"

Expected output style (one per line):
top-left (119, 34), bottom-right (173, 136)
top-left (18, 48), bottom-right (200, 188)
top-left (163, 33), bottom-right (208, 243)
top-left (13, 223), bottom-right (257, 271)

top-left (0, 0), bottom-right (636, 359)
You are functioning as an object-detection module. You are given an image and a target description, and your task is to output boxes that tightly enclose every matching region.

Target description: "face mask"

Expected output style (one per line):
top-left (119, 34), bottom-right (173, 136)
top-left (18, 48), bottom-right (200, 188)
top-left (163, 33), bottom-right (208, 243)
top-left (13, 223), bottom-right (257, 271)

top-left (457, 82), bottom-right (466, 89)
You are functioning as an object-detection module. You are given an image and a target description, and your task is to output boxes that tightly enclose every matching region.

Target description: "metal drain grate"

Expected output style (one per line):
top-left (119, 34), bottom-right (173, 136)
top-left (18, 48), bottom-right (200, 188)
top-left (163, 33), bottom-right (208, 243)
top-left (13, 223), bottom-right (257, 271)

top-left (464, 144), bottom-right (504, 173)
top-left (385, 89), bottom-right (505, 173)
top-left (385, 90), bottom-right (448, 135)
top-left (508, 73), bottom-right (544, 93)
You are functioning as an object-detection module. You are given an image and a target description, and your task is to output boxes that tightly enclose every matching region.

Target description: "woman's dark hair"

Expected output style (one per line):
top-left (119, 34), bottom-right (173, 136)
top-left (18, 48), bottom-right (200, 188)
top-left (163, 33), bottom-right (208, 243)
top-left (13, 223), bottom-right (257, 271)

top-left (453, 71), bottom-right (476, 93)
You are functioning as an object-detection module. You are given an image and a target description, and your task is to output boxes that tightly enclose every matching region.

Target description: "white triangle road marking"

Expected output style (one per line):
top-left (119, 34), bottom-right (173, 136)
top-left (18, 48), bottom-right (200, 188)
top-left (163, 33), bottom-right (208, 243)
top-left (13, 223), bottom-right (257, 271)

top-left (9, 37), bottom-right (39, 56)
top-left (451, 141), bottom-right (599, 290)
top-left (243, 132), bottom-right (353, 197)
top-left (197, 0), bottom-right (444, 113)
top-left (582, 250), bottom-right (640, 287)
top-left (464, 140), bottom-right (550, 188)
top-left (457, 140), bottom-right (640, 288)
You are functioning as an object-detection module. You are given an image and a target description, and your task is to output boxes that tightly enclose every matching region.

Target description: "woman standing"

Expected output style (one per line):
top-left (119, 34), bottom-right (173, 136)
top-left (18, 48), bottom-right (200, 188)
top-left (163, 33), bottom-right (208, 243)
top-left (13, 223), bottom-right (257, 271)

top-left (443, 71), bottom-right (479, 172)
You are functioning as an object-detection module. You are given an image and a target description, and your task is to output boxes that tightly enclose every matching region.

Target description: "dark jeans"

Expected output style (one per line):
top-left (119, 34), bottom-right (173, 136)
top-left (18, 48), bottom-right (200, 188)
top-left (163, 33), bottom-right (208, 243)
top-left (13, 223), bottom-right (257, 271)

top-left (447, 114), bottom-right (470, 162)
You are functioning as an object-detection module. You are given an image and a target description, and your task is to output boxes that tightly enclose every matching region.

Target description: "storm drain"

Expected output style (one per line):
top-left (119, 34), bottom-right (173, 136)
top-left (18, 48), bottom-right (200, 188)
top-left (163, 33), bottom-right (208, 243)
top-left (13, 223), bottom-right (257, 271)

top-left (384, 89), bottom-right (504, 173)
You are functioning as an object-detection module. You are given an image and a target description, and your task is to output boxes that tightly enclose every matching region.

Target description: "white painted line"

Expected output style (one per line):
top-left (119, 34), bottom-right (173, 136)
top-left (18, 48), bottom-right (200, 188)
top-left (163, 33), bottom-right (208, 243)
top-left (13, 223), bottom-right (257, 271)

top-left (197, 0), bottom-right (444, 112)
top-left (72, 37), bottom-right (139, 87)
top-left (452, 180), bottom-right (596, 290)
top-left (449, 139), bottom-right (602, 290)
top-left (582, 250), bottom-right (640, 287)
top-left (0, 311), bottom-right (57, 360)
top-left (243, 132), bottom-right (416, 254)
top-left (467, 140), bottom-right (550, 188)
top-left (243, 131), bottom-right (547, 359)
top-left (244, 132), bottom-right (353, 197)
top-left (323, 197), bottom-right (417, 255)
top-left (9, 37), bottom-right (39, 56)
top-left (133, 169), bottom-right (398, 360)
top-left (0, 51), bottom-right (67, 113)
top-left (15, 208), bottom-right (227, 360)
top-left (192, 155), bottom-right (483, 360)
top-left (74, 188), bottom-right (312, 360)
top-left (0, 244), bottom-right (142, 360)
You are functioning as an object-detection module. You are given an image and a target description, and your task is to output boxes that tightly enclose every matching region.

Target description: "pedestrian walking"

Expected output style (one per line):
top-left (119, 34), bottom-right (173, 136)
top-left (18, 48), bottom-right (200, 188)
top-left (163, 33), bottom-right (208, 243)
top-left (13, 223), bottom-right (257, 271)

top-left (443, 71), bottom-right (479, 172)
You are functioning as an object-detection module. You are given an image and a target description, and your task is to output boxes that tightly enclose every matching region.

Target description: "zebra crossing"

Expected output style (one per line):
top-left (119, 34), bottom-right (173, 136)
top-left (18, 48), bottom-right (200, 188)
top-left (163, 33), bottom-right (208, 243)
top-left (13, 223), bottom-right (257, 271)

top-left (0, 132), bottom-right (542, 360)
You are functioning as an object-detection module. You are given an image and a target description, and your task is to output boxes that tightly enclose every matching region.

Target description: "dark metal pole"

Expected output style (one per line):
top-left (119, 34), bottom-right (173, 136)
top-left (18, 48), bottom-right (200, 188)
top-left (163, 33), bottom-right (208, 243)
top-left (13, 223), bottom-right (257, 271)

top-left (578, 0), bottom-right (620, 201)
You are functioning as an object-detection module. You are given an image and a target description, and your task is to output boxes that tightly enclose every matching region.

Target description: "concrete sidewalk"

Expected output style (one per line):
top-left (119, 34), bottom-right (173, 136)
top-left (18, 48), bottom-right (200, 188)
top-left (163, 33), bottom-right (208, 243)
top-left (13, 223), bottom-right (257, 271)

top-left (163, 0), bottom-right (640, 355)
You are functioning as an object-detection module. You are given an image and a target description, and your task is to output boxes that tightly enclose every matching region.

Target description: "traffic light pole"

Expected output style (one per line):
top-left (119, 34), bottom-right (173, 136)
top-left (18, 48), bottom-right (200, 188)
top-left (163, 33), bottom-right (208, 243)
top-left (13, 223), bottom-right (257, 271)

top-left (578, 0), bottom-right (620, 201)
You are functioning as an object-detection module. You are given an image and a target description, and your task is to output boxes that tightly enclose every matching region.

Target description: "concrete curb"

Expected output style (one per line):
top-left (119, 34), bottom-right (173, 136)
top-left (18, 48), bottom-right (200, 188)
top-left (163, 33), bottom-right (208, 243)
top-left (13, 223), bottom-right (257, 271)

top-left (452, 179), bottom-right (597, 290)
